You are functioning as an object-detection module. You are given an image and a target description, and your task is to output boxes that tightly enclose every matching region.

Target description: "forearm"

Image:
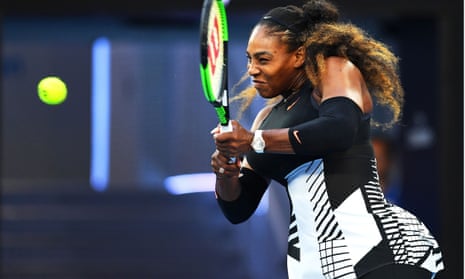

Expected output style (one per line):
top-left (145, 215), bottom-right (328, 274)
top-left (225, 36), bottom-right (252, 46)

top-left (259, 128), bottom-right (294, 154)
top-left (215, 176), bottom-right (241, 202)
top-left (256, 97), bottom-right (362, 156)
top-left (288, 97), bottom-right (362, 155)
top-left (216, 168), bottom-right (269, 224)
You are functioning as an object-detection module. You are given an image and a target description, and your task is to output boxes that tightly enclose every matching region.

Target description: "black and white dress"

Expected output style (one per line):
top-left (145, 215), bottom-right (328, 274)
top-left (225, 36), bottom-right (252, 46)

top-left (246, 85), bottom-right (444, 278)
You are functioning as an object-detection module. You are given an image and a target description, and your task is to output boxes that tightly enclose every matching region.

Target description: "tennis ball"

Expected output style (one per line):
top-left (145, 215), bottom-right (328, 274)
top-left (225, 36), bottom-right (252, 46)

top-left (37, 76), bottom-right (68, 105)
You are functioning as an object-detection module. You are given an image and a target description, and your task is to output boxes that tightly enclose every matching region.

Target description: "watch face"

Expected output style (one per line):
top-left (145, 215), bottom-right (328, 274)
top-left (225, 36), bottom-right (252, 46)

top-left (252, 130), bottom-right (265, 152)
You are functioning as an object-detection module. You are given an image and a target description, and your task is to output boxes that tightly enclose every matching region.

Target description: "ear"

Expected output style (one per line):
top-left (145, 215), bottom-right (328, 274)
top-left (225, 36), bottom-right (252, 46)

top-left (293, 46), bottom-right (305, 68)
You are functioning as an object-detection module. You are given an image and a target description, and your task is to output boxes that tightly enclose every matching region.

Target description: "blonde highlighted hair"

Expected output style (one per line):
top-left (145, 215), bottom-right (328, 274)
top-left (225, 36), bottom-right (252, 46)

top-left (232, 0), bottom-right (404, 129)
top-left (305, 22), bottom-right (404, 128)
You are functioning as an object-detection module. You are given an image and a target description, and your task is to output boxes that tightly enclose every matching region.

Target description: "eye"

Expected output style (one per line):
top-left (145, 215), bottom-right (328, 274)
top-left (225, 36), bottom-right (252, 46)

top-left (258, 57), bottom-right (270, 65)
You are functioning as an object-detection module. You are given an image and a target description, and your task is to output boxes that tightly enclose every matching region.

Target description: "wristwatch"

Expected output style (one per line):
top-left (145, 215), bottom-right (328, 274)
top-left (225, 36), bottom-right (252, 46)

top-left (251, 130), bottom-right (265, 153)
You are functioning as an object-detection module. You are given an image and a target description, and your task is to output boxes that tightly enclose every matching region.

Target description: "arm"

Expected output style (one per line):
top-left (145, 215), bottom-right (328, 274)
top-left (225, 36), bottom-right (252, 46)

top-left (212, 57), bottom-right (367, 222)
top-left (211, 106), bottom-right (272, 224)
top-left (252, 96), bottom-right (363, 156)
top-left (215, 166), bottom-right (269, 224)
top-left (214, 57), bottom-right (368, 156)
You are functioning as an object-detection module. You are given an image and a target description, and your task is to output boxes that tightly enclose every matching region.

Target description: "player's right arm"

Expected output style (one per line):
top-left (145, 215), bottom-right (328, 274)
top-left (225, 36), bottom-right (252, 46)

top-left (211, 149), bottom-right (270, 224)
top-left (211, 105), bottom-right (272, 224)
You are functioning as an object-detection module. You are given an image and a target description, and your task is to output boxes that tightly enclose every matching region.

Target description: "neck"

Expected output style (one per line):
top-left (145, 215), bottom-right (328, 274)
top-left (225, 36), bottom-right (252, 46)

top-left (283, 71), bottom-right (308, 99)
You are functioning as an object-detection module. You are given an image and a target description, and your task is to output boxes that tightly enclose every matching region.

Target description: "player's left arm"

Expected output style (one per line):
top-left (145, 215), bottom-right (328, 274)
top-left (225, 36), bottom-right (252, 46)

top-left (216, 57), bottom-right (368, 157)
top-left (319, 56), bottom-right (369, 113)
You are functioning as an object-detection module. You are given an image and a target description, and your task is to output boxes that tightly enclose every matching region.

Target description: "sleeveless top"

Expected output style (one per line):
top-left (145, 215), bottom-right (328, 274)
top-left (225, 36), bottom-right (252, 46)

top-left (246, 84), bottom-right (444, 278)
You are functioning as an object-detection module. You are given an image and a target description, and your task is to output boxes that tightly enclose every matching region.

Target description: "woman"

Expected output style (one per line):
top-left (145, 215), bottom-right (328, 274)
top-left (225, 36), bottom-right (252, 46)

top-left (210, 0), bottom-right (444, 278)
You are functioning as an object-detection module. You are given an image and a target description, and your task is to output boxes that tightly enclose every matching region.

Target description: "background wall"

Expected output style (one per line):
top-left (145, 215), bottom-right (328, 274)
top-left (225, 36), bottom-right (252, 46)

top-left (1, 0), bottom-right (462, 278)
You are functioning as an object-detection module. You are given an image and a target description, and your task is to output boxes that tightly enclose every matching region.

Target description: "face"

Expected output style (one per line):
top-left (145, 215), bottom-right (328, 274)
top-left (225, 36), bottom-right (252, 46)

top-left (246, 25), bottom-right (304, 98)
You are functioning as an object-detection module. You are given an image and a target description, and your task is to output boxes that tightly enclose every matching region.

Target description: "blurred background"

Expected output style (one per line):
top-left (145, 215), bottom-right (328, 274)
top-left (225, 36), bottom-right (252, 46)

top-left (1, 0), bottom-right (463, 278)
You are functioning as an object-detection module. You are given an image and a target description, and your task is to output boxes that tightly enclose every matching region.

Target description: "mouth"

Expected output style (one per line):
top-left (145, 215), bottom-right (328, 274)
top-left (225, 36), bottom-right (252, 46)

top-left (251, 80), bottom-right (270, 96)
top-left (251, 79), bottom-right (265, 87)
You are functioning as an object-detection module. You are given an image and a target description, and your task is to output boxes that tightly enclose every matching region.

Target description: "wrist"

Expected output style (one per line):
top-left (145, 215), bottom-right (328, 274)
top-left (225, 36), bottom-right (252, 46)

top-left (251, 129), bottom-right (265, 153)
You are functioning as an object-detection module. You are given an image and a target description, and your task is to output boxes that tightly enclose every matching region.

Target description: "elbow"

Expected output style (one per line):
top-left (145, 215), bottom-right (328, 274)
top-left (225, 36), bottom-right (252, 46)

top-left (217, 198), bottom-right (255, 224)
top-left (225, 214), bottom-right (249, 224)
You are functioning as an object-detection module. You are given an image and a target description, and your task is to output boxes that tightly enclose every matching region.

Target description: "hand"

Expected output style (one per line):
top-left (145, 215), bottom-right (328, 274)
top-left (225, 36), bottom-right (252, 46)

top-left (211, 150), bottom-right (241, 178)
top-left (211, 120), bottom-right (254, 158)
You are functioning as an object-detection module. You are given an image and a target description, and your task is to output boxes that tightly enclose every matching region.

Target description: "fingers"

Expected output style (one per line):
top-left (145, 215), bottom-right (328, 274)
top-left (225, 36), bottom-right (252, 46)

top-left (210, 125), bottom-right (220, 135)
top-left (211, 124), bottom-right (234, 155)
top-left (213, 129), bottom-right (240, 158)
top-left (215, 165), bottom-right (239, 178)
top-left (211, 150), bottom-right (240, 178)
top-left (211, 120), bottom-right (253, 158)
top-left (210, 121), bottom-right (243, 176)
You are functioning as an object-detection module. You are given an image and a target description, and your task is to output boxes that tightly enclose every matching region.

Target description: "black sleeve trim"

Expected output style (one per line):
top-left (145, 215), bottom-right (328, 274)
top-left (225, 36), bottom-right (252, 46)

top-left (288, 96), bottom-right (363, 156)
top-left (216, 168), bottom-right (268, 224)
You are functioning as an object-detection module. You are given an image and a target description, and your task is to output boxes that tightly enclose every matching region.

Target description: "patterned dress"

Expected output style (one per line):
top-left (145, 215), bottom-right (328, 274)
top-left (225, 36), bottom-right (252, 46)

top-left (247, 85), bottom-right (444, 278)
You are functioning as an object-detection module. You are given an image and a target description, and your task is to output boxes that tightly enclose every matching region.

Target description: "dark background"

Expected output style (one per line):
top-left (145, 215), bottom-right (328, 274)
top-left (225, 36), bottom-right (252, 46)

top-left (1, 0), bottom-right (463, 278)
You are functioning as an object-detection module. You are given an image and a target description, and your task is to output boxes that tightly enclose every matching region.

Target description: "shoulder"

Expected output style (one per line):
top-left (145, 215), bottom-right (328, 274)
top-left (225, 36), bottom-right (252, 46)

top-left (320, 56), bottom-right (363, 95)
top-left (251, 104), bottom-right (274, 131)
top-left (320, 56), bottom-right (371, 112)
top-left (324, 56), bottom-right (360, 75)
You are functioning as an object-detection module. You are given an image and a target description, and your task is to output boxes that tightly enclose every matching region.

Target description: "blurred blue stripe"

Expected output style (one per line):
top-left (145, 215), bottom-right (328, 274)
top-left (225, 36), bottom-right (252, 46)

top-left (90, 37), bottom-right (111, 192)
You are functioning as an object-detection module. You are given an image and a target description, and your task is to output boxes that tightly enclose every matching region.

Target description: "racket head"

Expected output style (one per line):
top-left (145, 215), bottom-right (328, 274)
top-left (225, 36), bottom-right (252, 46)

top-left (199, 0), bottom-right (229, 125)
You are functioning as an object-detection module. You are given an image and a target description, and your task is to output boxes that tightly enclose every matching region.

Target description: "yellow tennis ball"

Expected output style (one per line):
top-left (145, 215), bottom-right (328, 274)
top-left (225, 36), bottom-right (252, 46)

top-left (37, 76), bottom-right (68, 105)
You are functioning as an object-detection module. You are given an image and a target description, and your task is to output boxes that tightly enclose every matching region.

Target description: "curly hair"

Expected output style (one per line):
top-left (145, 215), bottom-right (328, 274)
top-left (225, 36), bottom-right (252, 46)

top-left (232, 0), bottom-right (404, 129)
top-left (304, 22), bottom-right (404, 128)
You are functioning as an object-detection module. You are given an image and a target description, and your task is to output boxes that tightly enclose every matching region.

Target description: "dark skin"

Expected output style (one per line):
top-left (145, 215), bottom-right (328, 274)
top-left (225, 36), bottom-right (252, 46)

top-left (211, 24), bottom-right (373, 201)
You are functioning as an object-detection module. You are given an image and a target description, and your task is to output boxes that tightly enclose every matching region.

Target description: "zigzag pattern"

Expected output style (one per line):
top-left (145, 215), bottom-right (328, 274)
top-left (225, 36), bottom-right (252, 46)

top-left (363, 160), bottom-right (443, 268)
top-left (288, 160), bottom-right (356, 278)
top-left (308, 161), bottom-right (355, 278)
top-left (288, 213), bottom-right (300, 261)
top-left (286, 158), bottom-right (443, 278)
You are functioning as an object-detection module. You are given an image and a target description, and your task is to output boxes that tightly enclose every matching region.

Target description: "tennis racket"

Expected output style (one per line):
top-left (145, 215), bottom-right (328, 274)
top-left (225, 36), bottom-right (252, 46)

top-left (199, 0), bottom-right (236, 163)
top-left (199, 0), bottom-right (231, 132)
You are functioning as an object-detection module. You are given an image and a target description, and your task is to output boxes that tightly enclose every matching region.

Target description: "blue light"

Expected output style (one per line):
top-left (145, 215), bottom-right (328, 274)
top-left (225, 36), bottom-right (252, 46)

top-left (90, 37), bottom-right (111, 192)
top-left (164, 173), bottom-right (215, 195)
top-left (164, 172), bottom-right (268, 215)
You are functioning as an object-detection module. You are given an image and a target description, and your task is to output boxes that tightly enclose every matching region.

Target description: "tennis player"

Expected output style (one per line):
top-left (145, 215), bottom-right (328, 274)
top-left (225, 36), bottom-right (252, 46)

top-left (210, 0), bottom-right (444, 278)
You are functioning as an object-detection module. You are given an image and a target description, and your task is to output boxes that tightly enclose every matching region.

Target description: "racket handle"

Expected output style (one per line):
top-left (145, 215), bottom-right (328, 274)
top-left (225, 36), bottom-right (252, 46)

top-left (220, 120), bottom-right (233, 133)
top-left (220, 121), bottom-right (237, 164)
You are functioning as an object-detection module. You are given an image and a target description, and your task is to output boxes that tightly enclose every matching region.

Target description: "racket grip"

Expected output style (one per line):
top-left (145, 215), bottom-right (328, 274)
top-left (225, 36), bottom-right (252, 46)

top-left (220, 121), bottom-right (237, 164)
top-left (219, 120), bottom-right (233, 133)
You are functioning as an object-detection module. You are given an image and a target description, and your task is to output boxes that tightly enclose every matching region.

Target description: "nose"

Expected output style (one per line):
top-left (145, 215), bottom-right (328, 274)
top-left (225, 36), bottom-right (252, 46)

top-left (247, 62), bottom-right (259, 76)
